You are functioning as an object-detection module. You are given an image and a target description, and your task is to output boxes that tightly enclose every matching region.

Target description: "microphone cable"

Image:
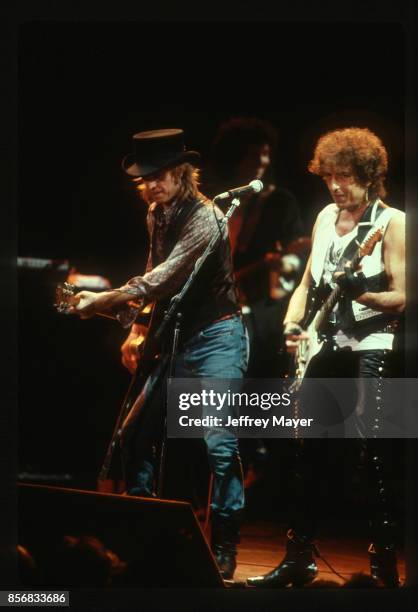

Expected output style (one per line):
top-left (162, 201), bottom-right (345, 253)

top-left (312, 542), bottom-right (348, 583)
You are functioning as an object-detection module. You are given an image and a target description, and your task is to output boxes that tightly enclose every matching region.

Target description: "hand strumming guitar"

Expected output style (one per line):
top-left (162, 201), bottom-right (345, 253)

top-left (283, 321), bottom-right (309, 354)
top-left (120, 323), bottom-right (148, 374)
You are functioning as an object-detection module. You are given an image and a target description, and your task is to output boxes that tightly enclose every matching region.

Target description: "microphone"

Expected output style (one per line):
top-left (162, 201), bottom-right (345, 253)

top-left (213, 179), bottom-right (263, 201)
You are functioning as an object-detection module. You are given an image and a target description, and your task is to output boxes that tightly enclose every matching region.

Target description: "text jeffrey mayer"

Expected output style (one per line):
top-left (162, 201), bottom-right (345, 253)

top-left (225, 416), bottom-right (313, 428)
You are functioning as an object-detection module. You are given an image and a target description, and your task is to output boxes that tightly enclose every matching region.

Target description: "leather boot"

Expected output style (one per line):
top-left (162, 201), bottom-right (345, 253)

top-left (247, 529), bottom-right (318, 588)
top-left (211, 513), bottom-right (240, 580)
top-left (368, 543), bottom-right (400, 587)
top-left (126, 458), bottom-right (155, 497)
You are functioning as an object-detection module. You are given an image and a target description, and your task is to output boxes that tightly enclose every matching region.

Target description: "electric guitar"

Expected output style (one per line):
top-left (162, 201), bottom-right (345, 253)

top-left (54, 282), bottom-right (167, 491)
top-left (294, 227), bottom-right (384, 380)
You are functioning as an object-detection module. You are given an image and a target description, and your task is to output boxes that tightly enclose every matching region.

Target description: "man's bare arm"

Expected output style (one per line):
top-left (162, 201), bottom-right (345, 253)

top-left (283, 253), bottom-right (312, 326)
top-left (283, 213), bottom-right (321, 327)
top-left (356, 211), bottom-right (405, 314)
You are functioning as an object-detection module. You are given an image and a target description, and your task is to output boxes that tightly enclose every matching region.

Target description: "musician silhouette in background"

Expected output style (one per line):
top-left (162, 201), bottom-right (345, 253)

top-left (248, 127), bottom-right (405, 588)
top-left (205, 117), bottom-right (306, 378)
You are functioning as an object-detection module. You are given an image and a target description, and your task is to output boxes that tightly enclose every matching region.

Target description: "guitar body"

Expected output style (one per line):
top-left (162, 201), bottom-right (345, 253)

top-left (295, 313), bottom-right (324, 380)
top-left (293, 226), bottom-right (384, 382)
top-left (95, 327), bottom-right (168, 493)
top-left (95, 358), bottom-right (158, 493)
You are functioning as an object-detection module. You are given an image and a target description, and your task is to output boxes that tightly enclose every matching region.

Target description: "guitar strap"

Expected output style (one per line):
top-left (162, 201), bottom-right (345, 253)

top-left (333, 202), bottom-right (397, 337)
top-left (338, 199), bottom-right (387, 262)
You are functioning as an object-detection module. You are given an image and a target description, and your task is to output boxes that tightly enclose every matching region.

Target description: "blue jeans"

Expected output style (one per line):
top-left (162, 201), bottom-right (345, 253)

top-left (129, 315), bottom-right (248, 519)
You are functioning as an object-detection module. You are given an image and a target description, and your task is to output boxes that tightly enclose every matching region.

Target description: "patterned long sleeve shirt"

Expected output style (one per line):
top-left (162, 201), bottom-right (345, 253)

top-left (115, 197), bottom-right (227, 328)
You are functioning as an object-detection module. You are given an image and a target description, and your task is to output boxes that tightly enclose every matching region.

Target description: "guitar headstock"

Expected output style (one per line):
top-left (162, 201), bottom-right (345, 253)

top-left (54, 282), bottom-right (79, 314)
top-left (359, 227), bottom-right (383, 258)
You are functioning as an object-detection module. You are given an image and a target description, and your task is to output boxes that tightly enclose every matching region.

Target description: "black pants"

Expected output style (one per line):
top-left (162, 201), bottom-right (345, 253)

top-left (289, 345), bottom-right (401, 545)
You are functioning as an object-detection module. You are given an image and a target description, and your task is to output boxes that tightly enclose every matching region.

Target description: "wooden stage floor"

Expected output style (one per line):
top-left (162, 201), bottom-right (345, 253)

top-left (225, 522), bottom-right (406, 586)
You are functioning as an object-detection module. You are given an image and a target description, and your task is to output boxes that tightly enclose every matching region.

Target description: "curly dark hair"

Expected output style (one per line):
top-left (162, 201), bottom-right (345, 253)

top-left (308, 127), bottom-right (388, 199)
top-left (212, 117), bottom-right (278, 179)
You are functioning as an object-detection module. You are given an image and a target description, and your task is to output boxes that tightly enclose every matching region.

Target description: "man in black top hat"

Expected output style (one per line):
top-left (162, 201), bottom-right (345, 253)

top-left (72, 128), bottom-right (248, 580)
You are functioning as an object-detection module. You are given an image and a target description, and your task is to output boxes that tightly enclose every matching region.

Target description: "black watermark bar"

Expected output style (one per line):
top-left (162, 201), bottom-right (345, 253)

top-left (0, 592), bottom-right (69, 606)
top-left (166, 378), bottom-right (418, 439)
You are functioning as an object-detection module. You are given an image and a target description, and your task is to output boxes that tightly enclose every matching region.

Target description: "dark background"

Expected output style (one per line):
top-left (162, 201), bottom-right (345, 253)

top-left (18, 21), bottom-right (406, 518)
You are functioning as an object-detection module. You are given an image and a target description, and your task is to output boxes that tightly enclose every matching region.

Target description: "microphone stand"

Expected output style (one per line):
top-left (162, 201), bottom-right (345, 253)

top-left (154, 197), bottom-right (241, 498)
top-left (156, 312), bottom-right (182, 498)
top-left (153, 197), bottom-right (241, 345)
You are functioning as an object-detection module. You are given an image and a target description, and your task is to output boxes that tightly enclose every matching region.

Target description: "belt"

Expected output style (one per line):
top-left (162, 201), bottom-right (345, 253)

top-left (212, 311), bottom-right (241, 325)
top-left (324, 321), bottom-right (398, 338)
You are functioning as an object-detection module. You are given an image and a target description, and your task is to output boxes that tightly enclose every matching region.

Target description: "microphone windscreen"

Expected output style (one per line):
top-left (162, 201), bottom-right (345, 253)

top-left (250, 179), bottom-right (263, 193)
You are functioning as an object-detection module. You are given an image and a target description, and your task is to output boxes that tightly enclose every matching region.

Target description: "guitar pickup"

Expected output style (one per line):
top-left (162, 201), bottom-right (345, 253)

top-left (328, 312), bottom-right (337, 325)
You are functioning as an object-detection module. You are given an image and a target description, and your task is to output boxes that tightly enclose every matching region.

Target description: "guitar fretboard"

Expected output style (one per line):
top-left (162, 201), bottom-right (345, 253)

top-left (314, 246), bottom-right (367, 333)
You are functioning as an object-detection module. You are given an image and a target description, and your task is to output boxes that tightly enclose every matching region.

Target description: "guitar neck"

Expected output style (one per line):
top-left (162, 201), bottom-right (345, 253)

top-left (96, 310), bottom-right (117, 321)
top-left (314, 285), bottom-right (342, 332)
top-left (314, 246), bottom-right (364, 333)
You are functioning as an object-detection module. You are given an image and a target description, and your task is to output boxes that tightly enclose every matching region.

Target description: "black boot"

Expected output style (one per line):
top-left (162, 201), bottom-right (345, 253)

top-left (369, 543), bottom-right (400, 587)
top-left (211, 513), bottom-right (240, 580)
top-left (247, 529), bottom-right (318, 588)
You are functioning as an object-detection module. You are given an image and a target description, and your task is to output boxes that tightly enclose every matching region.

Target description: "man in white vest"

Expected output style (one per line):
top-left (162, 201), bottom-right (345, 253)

top-left (247, 127), bottom-right (405, 588)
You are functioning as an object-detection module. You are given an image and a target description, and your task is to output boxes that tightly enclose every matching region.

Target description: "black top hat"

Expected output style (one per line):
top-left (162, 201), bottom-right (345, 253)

top-left (121, 128), bottom-right (200, 179)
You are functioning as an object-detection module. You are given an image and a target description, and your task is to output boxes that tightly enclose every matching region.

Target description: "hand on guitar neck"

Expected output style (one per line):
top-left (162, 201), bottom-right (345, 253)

top-left (71, 289), bottom-right (123, 319)
top-left (55, 283), bottom-right (148, 373)
top-left (332, 262), bottom-right (369, 299)
top-left (55, 282), bottom-right (142, 321)
top-left (55, 283), bottom-right (118, 320)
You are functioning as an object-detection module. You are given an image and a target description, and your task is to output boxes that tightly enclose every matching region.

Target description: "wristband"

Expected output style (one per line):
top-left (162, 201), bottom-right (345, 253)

top-left (334, 266), bottom-right (369, 299)
top-left (283, 321), bottom-right (303, 336)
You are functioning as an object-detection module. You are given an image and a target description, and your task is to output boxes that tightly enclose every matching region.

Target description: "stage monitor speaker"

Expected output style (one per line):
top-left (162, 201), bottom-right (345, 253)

top-left (18, 483), bottom-right (224, 588)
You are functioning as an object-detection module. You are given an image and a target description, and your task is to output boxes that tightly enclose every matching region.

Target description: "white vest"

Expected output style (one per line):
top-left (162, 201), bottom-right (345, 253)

top-left (310, 200), bottom-right (396, 351)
